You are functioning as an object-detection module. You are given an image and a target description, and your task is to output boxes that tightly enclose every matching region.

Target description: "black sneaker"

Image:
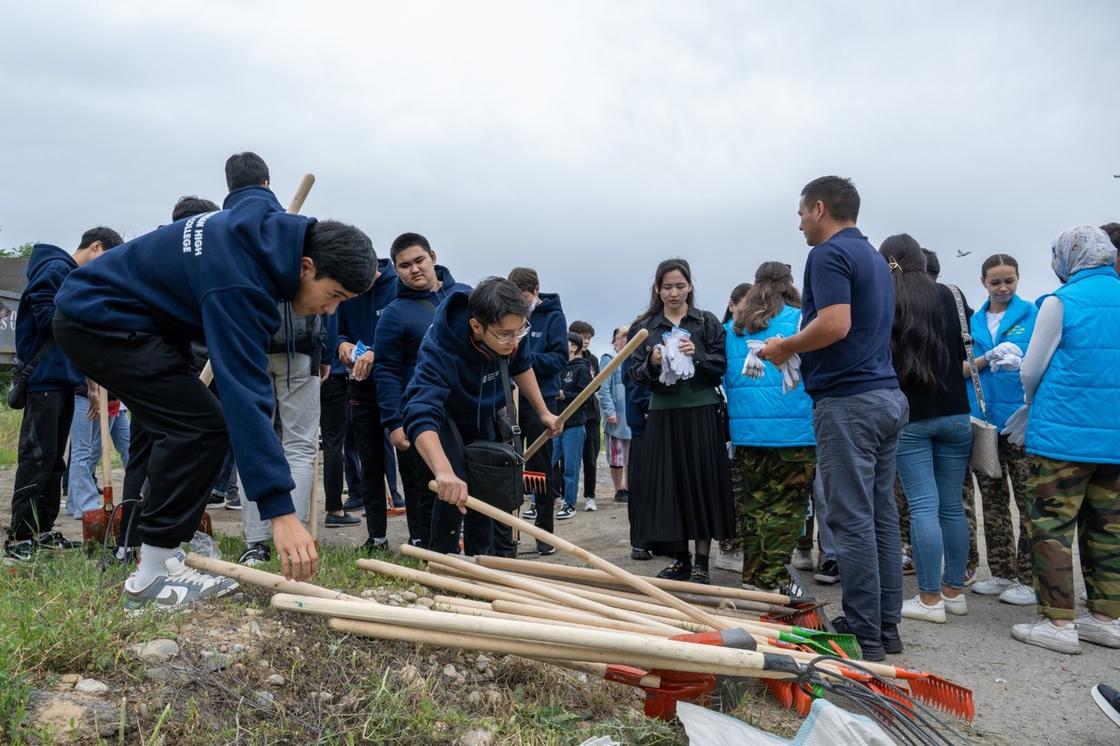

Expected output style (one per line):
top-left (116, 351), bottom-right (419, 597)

top-left (630, 547), bottom-right (652, 561)
top-left (238, 542), bottom-right (271, 566)
top-left (325, 512), bottom-right (360, 527)
top-left (208, 492), bottom-right (226, 505)
top-left (689, 567), bottom-right (710, 585)
top-left (37, 531), bottom-right (81, 550)
top-left (521, 505), bottom-right (538, 520)
top-left (656, 559), bottom-right (692, 581)
top-left (390, 495), bottom-right (405, 509)
top-left (881, 623), bottom-right (904, 655)
top-left (537, 544), bottom-right (556, 556)
top-left (4, 539), bottom-right (34, 561)
top-left (224, 496), bottom-right (242, 510)
top-left (614, 490), bottom-right (629, 503)
top-left (556, 505), bottom-right (576, 520)
top-left (1092, 684), bottom-right (1120, 728)
top-left (813, 559), bottom-right (840, 584)
top-left (362, 538), bottom-right (391, 556)
top-left (342, 496), bottom-right (364, 512)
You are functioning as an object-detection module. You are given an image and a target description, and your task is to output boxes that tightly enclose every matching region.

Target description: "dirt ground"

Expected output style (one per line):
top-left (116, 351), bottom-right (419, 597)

top-left (4, 456), bottom-right (1118, 745)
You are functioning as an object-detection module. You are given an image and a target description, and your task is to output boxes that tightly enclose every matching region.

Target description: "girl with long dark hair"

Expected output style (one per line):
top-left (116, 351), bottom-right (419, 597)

top-left (880, 234), bottom-right (973, 624)
top-left (722, 282), bottom-right (754, 324)
top-left (629, 258), bottom-right (734, 583)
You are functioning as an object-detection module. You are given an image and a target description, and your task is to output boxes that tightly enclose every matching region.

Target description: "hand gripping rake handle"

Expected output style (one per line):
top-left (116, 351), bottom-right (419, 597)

top-left (523, 328), bottom-right (648, 461)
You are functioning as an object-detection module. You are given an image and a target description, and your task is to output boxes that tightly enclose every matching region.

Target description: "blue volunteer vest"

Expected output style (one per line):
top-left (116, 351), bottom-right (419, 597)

top-left (722, 307), bottom-right (815, 447)
top-left (1026, 266), bottom-right (1120, 464)
top-left (968, 294), bottom-right (1036, 429)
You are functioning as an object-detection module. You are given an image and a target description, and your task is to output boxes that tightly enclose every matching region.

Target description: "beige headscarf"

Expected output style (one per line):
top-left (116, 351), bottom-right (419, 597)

top-left (1051, 225), bottom-right (1117, 283)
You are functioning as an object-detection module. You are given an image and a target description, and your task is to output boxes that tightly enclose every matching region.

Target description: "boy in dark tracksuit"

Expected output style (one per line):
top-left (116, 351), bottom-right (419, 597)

top-left (555, 333), bottom-right (596, 519)
top-left (53, 184), bottom-right (375, 604)
top-left (403, 279), bottom-right (560, 555)
top-left (507, 268), bottom-right (567, 554)
top-left (336, 257), bottom-right (399, 552)
top-left (5, 229), bottom-right (123, 560)
top-left (375, 232), bottom-right (469, 549)
top-left (569, 320), bottom-right (602, 502)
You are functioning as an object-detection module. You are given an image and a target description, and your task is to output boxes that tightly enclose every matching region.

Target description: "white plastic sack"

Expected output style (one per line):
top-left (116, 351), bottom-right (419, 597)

top-left (677, 699), bottom-right (896, 746)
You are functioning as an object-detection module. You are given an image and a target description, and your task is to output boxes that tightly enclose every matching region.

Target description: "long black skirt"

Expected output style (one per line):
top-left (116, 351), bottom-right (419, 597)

top-left (631, 403), bottom-right (735, 543)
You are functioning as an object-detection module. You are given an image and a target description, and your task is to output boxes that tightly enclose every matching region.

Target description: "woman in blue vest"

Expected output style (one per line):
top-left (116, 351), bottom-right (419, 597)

top-left (966, 254), bottom-right (1038, 606)
top-left (1009, 225), bottom-right (1120, 655)
top-left (722, 262), bottom-right (815, 591)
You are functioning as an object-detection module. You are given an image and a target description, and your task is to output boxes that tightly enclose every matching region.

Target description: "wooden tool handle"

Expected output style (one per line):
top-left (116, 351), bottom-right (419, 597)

top-left (426, 482), bottom-right (728, 631)
top-left (308, 449), bottom-right (321, 542)
top-left (523, 328), bottom-right (648, 461)
top-left (96, 385), bottom-right (112, 502)
top-left (184, 553), bottom-right (362, 601)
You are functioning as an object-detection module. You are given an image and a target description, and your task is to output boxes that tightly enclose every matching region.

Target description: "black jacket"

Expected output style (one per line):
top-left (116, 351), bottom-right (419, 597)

top-left (629, 305), bottom-right (727, 395)
top-left (559, 356), bottom-right (595, 427)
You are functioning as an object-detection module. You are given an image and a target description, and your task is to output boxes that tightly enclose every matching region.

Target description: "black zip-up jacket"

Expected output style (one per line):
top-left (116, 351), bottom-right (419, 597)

top-left (628, 305), bottom-right (727, 395)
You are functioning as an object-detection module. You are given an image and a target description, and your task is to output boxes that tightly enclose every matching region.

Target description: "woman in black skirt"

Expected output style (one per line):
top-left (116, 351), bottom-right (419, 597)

top-left (629, 258), bottom-right (735, 583)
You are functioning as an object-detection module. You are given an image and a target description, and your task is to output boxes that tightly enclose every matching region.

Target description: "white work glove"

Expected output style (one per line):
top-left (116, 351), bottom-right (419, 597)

top-left (1001, 404), bottom-right (1029, 447)
top-left (742, 340), bottom-right (766, 379)
top-left (990, 353), bottom-right (1023, 372)
top-left (781, 352), bottom-right (802, 394)
top-left (984, 341), bottom-right (1024, 364)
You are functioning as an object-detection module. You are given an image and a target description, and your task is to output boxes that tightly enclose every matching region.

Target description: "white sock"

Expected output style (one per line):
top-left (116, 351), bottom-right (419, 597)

top-left (127, 544), bottom-right (179, 591)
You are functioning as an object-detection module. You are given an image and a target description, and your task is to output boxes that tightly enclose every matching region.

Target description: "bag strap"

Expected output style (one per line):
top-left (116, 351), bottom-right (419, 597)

top-left (948, 284), bottom-right (987, 417)
top-left (17, 339), bottom-right (55, 377)
top-left (497, 357), bottom-right (523, 457)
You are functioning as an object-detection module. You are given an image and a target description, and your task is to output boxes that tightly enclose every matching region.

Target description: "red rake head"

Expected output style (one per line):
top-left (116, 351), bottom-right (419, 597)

top-left (763, 601), bottom-right (830, 630)
top-left (907, 675), bottom-right (975, 723)
top-left (643, 669), bottom-right (716, 721)
top-left (522, 470), bottom-right (548, 494)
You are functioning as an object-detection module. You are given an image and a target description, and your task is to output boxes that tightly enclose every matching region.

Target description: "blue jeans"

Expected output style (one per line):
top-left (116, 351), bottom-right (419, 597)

top-left (552, 425), bottom-right (587, 508)
top-left (895, 414), bottom-right (972, 594)
top-left (66, 395), bottom-right (131, 516)
top-left (814, 388), bottom-right (909, 643)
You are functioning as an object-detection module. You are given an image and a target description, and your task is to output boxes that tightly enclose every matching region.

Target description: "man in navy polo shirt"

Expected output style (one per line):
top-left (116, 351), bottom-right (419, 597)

top-left (760, 176), bottom-right (909, 661)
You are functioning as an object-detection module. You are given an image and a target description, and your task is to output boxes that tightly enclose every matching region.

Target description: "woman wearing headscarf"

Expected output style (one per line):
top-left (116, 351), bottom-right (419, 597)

top-left (1008, 226), bottom-right (1120, 654)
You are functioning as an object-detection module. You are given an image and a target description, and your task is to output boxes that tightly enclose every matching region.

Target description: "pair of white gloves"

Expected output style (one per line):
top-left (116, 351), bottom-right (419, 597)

top-left (658, 327), bottom-right (695, 385)
top-left (742, 338), bottom-right (802, 394)
top-left (983, 341), bottom-right (1024, 371)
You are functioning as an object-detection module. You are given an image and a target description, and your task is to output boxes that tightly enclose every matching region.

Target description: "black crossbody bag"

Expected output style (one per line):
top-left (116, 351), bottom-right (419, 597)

top-left (8, 339), bottom-right (55, 410)
top-left (449, 357), bottom-right (524, 512)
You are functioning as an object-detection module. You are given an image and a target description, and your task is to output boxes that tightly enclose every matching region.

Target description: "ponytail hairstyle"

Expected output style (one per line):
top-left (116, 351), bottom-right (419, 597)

top-left (980, 253), bottom-right (1019, 280)
top-left (722, 282), bottom-right (753, 323)
top-left (879, 234), bottom-right (947, 394)
top-left (637, 258), bottom-right (694, 322)
top-left (735, 261), bottom-right (801, 334)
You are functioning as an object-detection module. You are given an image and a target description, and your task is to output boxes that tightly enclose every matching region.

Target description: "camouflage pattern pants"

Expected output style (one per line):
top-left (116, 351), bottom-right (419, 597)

top-left (729, 446), bottom-right (816, 589)
top-left (971, 436), bottom-right (1031, 582)
top-left (1027, 457), bottom-right (1120, 620)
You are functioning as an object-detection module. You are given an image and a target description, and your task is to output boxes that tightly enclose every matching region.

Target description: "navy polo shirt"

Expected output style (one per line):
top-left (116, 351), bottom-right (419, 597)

top-left (800, 227), bottom-right (898, 401)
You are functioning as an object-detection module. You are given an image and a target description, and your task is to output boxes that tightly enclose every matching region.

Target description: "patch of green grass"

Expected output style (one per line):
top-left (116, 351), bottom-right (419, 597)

top-left (0, 405), bottom-right (20, 465)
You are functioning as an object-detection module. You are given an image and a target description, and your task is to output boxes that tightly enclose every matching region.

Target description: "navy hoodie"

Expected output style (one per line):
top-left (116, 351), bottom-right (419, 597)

top-left (374, 265), bottom-right (470, 431)
top-left (622, 323), bottom-right (651, 438)
top-left (525, 293), bottom-right (568, 402)
top-left (336, 257), bottom-right (398, 364)
top-left (16, 244), bottom-right (83, 391)
top-left (55, 186), bottom-right (314, 520)
top-left (403, 289), bottom-right (532, 445)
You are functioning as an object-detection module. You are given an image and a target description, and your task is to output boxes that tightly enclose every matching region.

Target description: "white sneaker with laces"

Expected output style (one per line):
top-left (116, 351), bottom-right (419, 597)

top-left (998, 582), bottom-right (1037, 606)
top-left (791, 547), bottom-right (814, 571)
top-left (583, 498), bottom-right (597, 512)
top-left (1076, 613), bottom-right (1120, 648)
top-left (901, 595), bottom-right (947, 623)
top-left (971, 576), bottom-right (1013, 595)
top-left (1011, 616), bottom-right (1080, 654)
top-left (124, 551), bottom-right (238, 611)
top-left (942, 592), bottom-right (968, 616)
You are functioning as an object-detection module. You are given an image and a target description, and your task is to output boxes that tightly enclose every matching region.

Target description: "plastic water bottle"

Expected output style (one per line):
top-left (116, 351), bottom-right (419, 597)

top-left (188, 531), bottom-right (221, 559)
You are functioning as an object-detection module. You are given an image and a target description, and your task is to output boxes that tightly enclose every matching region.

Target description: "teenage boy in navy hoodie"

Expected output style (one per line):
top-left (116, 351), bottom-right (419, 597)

top-left (507, 267), bottom-right (567, 555)
top-left (374, 232), bottom-right (469, 549)
top-left (402, 278), bottom-right (561, 555)
top-left (5, 228), bottom-right (123, 561)
top-left (336, 252), bottom-right (399, 553)
top-left (53, 183), bottom-right (375, 606)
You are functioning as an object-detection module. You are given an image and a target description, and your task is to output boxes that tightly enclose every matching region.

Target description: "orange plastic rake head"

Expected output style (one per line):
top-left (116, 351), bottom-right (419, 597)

top-left (522, 470), bottom-right (548, 494)
top-left (905, 674), bottom-right (975, 723)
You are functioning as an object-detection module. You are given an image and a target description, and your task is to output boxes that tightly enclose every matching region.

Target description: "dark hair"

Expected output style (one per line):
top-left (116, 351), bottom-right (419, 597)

top-left (79, 227), bottom-right (124, 251)
top-left (980, 253), bottom-right (1019, 280)
top-left (468, 277), bottom-right (530, 327)
top-left (567, 332), bottom-right (584, 351)
top-left (880, 234), bottom-right (947, 394)
top-left (569, 320), bottom-right (595, 337)
top-left (736, 262), bottom-right (801, 335)
top-left (1098, 223), bottom-right (1120, 251)
top-left (721, 282), bottom-right (753, 323)
top-left (389, 232), bottom-right (432, 262)
top-left (638, 258), bottom-right (694, 322)
top-left (172, 196), bottom-right (220, 221)
top-left (302, 220), bottom-right (376, 294)
top-left (921, 248), bottom-right (940, 279)
top-left (800, 176), bottom-right (860, 223)
top-left (224, 152), bottom-right (270, 191)
top-left (508, 267), bottom-right (540, 293)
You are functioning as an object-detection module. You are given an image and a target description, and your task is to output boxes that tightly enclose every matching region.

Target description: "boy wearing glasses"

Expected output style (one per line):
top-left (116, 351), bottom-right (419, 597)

top-left (403, 278), bottom-right (561, 555)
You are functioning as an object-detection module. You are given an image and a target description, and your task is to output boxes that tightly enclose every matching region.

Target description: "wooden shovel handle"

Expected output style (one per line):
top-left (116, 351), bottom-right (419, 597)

top-left (184, 553), bottom-right (361, 601)
top-left (523, 328), bottom-right (648, 461)
top-left (96, 385), bottom-right (113, 500)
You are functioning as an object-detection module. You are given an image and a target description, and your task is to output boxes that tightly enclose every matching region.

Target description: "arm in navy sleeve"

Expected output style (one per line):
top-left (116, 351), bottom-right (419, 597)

top-left (373, 306), bottom-right (408, 430)
top-left (403, 346), bottom-right (454, 442)
top-left (28, 263), bottom-right (69, 334)
top-left (510, 335), bottom-right (532, 376)
top-left (533, 312), bottom-right (569, 381)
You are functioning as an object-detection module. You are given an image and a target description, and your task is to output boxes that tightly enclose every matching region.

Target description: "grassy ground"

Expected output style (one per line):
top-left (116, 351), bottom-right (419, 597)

top-left (1, 534), bottom-right (798, 745)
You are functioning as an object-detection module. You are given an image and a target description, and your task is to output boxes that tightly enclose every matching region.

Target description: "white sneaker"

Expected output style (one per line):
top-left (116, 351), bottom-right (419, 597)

top-left (902, 595), bottom-right (947, 623)
top-left (791, 547), bottom-right (814, 571)
top-left (942, 592), bottom-right (968, 616)
top-left (998, 583), bottom-right (1037, 606)
top-left (1076, 613), bottom-right (1120, 648)
top-left (714, 547), bottom-right (744, 572)
top-left (1011, 617), bottom-right (1081, 654)
top-left (971, 576), bottom-right (1013, 595)
top-left (124, 551), bottom-right (239, 611)
top-left (583, 498), bottom-right (597, 512)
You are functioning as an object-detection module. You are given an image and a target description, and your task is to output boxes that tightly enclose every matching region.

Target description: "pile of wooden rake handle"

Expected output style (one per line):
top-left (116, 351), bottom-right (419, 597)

top-left (186, 499), bottom-right (974, 723)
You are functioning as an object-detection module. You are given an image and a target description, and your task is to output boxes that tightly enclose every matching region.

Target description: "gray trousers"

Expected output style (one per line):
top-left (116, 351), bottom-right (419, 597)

top-left (813, 388), bottom-right (909, 642)
top-left (240, 353), bottom-right (319, 544)
top-left (812, 470), bottom-right (837, 561)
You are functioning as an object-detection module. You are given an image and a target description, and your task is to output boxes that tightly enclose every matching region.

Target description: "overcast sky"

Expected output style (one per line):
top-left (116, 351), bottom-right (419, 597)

top-left (1, 1), bottom-right (1117, 355)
